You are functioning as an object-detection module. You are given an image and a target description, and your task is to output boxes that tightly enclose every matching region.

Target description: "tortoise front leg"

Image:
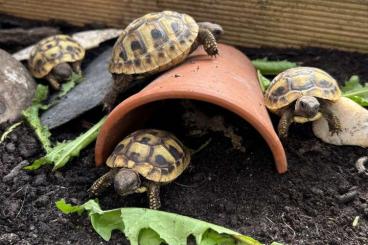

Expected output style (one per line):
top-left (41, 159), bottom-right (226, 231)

top-left (278, 108), bottom-right (294, 139)
top-left (71, 61), bottom-right (82, 75)
top-left (320, 103), bottom-right (342, 135)
top-left (197, 28), bottom-right (218, 57)
top-left (45, 73), bottom-right (61, 90)
top-left (103, 74), bottom-right (133, 111)
top-left (88, 169), bottom-right (118, 196)
top-left (147, 182), bottom-right (161, 209)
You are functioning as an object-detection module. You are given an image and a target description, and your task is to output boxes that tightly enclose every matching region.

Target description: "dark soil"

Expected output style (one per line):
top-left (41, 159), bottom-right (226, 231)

top-left (1, 15), bottom-right (368, 245)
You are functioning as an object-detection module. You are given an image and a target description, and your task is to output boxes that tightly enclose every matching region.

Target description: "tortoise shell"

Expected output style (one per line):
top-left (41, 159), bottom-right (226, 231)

top-left (28, 35), bottom-right (85, 78)
top-left (265, 67), bottom-right (341, 111)
top-left (106, 129), bottom-right (190, 183)
top-left (109, 10), bottom-right (198, 75)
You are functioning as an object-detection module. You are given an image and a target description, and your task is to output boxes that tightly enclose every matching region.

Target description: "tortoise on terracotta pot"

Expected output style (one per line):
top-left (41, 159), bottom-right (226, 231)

top-left (28, 34), bottom-right (85, 90)
top-left (104, 10), bottom-right (224, 110)
top-left (89, 129), bottom-right (191, 209)
top-left (264, 67), bottom-right (342, 139)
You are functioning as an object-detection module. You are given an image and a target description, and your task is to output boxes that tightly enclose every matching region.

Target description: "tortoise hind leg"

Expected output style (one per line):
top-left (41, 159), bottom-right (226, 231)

top-left (147, 183), bottom-right (161, 209)
top-left (197, 28), bottom-right (218, 56)
top-left (88, 169), bottom-right (118, 196)
top-left (103, 74), bottom-right (133, 112)
top-left (278, 108), bottom-right (293, 140)
top-left (320, 103), bottom-right (342, 135)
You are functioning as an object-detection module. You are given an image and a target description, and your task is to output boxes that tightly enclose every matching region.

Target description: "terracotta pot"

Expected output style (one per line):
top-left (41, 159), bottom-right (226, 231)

top-left (95, 44), bottom-right (288, 174)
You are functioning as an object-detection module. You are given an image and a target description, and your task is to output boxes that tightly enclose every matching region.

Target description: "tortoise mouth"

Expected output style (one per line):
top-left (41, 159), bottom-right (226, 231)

top-left (294, 112), bottom-right (322, 123)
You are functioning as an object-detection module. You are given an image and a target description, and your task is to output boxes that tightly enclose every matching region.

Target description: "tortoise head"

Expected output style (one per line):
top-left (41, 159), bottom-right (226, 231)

top-left (114, 169), bottom-right (142, 196)
top-left (197, 22), bottom-right (224, 41)
top-left (294, 96), bottom-right (320, 118)
top-left (52, 63), bottom-right (72, 81)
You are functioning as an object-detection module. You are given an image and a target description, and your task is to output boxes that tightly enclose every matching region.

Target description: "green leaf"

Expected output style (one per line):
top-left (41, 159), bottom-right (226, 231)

top-left (55, 199), bottom-right (85, 215)
top-left (56, 199), bottom-right (124, 241)
top-left (58, 73), bottom-right (83, 98)
top-left (56, 199), bottom-right (262, 245)
top-left (22, 84), bottom-right (52, 152)
top-left (25, 116), bottom-right (106, 170)
top-left (139, 229), bottom-right (165, 245)
top-left (341, 75), bottom-right (368, 106)
top-left (251, 58), bottom-right (297, 76)
top-left (257, 70), bottom-right (271, 92)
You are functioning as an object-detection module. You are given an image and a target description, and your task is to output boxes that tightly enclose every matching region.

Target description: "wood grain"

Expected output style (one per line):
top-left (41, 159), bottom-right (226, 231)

top-left (1, 0), bottom-right (367, 52)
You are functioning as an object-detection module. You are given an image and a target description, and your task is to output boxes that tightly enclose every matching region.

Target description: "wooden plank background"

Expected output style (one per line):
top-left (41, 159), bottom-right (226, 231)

top-left (1, 0), bottom-right (368, 53)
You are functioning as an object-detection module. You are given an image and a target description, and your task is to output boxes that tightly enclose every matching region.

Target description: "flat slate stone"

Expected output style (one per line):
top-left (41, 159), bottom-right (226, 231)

top-left (41, 48), bottom-right (113, 129)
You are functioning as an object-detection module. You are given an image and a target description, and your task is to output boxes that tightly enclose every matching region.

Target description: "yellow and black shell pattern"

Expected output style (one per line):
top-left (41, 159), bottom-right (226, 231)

top-left (265, 67), bottom-right (341, 112)
top-left (106, 129), bottom-right (191, 183)
top-left (28, 35), bottom-right (85, 78)
top-left (109, 10), bottom-right (199, 75)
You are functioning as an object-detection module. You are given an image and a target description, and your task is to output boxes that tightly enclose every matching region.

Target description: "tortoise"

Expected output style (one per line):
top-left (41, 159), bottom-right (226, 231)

top-left (28, 34), bottom-right (85, 90)
top-left (103, 10), bottom-right (223, 110)
top-left (89, 129), bottom-right (191, 209)
top-left (264, 67), bottom-right (342, 139)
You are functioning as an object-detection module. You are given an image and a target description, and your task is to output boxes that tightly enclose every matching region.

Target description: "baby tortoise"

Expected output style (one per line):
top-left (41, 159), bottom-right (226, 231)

top-left (104, 10), bottom-right (223, 110)
top-left (264, 67), bottom-right (342, 139)
top-left (28, 34), bottom-right (85, 90)
top-left (89, 129), bottom-right (190, 209)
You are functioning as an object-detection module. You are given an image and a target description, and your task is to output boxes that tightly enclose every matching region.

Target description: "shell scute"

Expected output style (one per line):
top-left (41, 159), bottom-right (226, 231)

top-left (106, 129), bottom-right (190, 183)
top-left (265, 67), bottom-right (341, 111)
top-left (109, 11), bottom-right (198, 75)
top-left (28, 35), bottom-right (85, 78)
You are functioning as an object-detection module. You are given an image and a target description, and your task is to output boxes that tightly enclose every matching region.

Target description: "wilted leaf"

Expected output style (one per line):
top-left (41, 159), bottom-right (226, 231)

top-left (341, 75), bottom-right (368, 106)
top-left (0, 121), bottom-right (22, 143)
top-left (252, 58), bottom-right (297, 76)
top-left (58, 73), bottom-right (83, 98)
top-left (25, 116), bottom-right (106, 170)
top-left (22, 84), bottom-right (52, 152)
top-left (56, 199), bottom-right (262, 245)
top-left (257, 70), bottom-right (272, 92)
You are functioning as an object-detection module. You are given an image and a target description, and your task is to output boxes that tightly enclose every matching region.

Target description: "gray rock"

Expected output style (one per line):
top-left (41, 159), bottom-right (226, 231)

top-left (41, 48), bottom-right (113, 129)
top-left (5, 142), bottom-right (16, 152)
top-left (0, 233), bottom-right (20, 244)
top-left (0, 49), bottom-right (36, 124)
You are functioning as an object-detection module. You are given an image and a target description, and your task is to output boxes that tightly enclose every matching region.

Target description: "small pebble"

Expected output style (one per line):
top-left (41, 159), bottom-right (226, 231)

top-left (310, 187), bottom-right (324, 196)
top-left (5, 143), bottom-right (16, 152)
top-left (33, 174), bottom-right (47, 186)
top-left (10, 134), bottom-right (18, 141)
top-left (0, 233), bottom-right (20, 244)
top-left (34, 194), bottom-right (50, 207)
top-left (336, 190), bottom-right (358, 204)
top-left (18, 240), bottom-right (31, 245)
top-left (337, 182), bottom-right (351, 194)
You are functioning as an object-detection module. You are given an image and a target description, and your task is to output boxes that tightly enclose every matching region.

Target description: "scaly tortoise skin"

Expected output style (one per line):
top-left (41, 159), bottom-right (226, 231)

top-left (28, 34), bottom-right (85, 90)
top-left (104, 10), bottom-right (221, 110)
top-left (89, 129), bottom-right (190, 209)
top-left (264, 67), bottom-right (342, 139)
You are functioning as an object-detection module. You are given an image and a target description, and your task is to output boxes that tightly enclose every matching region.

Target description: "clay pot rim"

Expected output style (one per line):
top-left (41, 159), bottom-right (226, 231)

top-left (97, 89), bottom-right (287, 174)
